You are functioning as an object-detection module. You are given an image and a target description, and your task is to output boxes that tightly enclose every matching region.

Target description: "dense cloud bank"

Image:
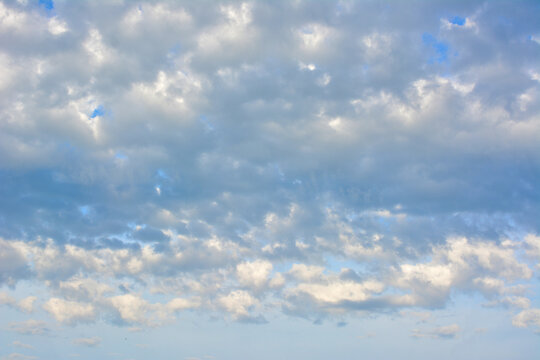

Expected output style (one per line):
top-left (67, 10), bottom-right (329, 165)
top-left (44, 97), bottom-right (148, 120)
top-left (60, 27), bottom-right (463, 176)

top-left (0, 0), bottom-right (539, 333)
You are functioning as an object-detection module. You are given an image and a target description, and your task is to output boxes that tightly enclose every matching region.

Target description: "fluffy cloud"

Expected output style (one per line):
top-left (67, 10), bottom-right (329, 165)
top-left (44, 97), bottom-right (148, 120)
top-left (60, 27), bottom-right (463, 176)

top-left (0, 292), bottom-right (37, 313)
top-left (0, 0), bottom-right (538, 340)
top-left (0, 238), bottom-right (30, 285)
top-left (391, 237), bottom-right (533, 307)
top-left (1, 230), bottom-right (538, 327)
top-left (43, 298), bottom-right (96, 325)
top-left (512, 308), bottom-right (540, 333)
top-left (218, 290), bottom-right (262, 322)
top-left (236, 259), bottom-right (273, 289)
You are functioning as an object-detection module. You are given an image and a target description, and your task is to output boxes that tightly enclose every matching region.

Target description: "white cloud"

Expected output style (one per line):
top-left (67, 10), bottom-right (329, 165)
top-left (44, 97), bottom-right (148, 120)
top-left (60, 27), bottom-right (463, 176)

top-left (0, 2), bottom-right (29, 31)
top-left (57, 277), bottom-right (113, 301)
top-left (299, 62), bottom-right (317, 71)
top-left (72, 337), bottom-right (101, 347)
top-left (9, 320), bottom-right (50, 335)
top-left (316, 73), bottom-right (331, 87)
top-left (47, 17), bottom-right (68, 35)
top-left (17, 296), bottom-right (37, 313)
top-left (288, 264), bottom-right (324, 282)
top-left (167, 297), bottom-right (200, 312)
top-left (109, 294), bottom-right (152, 325)
top-left (361, 32), bottom-right (393, 58)
top-left (411, 324), bottom-right (461, 339)
top-left (0, 291), bottom-right (15, 306)
top-left (290, 279), bottom-right (384, 305)
top-left (236, 260), bottom-right (273, 289)
top-left (197, 2), bottom-right (256, 54)
top-left (121, 4), bottom-right (192, 34)
top-left (392, 237), bottom-right (532, 307)
top-left (218, 290), bottom-right (258, 319)
top-left (0, 1), bottom-right (538, 341)
top-left (297, 23), bottom-right (333, 50)
top-left (525, 234), bottom-right (540, 269)
top-left (512, 308), bottom-right (540, 332)
top-left (84, 28), bottom-right (113, 64)
top-left (43, 298), bottom-right (96, 325)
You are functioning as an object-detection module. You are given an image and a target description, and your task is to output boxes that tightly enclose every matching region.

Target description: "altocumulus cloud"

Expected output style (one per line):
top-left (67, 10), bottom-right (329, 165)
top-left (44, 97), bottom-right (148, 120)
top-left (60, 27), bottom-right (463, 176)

top-left (0, 0), bottom-right (540, 356)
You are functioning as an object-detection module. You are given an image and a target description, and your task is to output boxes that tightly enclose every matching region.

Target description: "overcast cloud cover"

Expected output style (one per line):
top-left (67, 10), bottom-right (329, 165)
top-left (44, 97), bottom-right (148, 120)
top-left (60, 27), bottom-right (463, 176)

top-left (0, 0), bottom-right (539, 359)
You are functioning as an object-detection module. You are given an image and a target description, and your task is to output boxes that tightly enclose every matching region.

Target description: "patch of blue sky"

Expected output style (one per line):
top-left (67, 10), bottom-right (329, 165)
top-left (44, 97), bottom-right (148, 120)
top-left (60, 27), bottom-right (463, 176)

top-left (497, 15), bottom-right (513, 27)
top-left (78, 205), bottom-right (91, 216)
top-left (335, 2), bottom-right (349, 16)
top-left (37, 0), bottom-right (56, 18)
top-left (422, 32), bottom-right (449, 64)
top-left (58, 141), bottom-right (76, 153)
top-left (361, 64), bottom-right (370, 74)
top-left (168, 43), bottom-right (182, 57)
top-left (156, 169), bottom-right (170, 180)
top-left (450, 16), bottom-right (466, 26)
top-left (325, 255), bottom-right (373, 274)
top-left (301, 26), bottom-right (314, 34)
top-left (199, 115), bottom-right (214, 131)
top-left (528, 35), bottom-right (540, 44)
top-left (166, 44), bottom-right (182, 68)
top-left (422, 32), bottom-right (437, 46)
top-left (270, 261), bottom-right (294, 274)
top-left (90, 105), bottom-right (105, 118)
top-left (115, 152), bottom-right (128, 160)
top-left (39, 0), bottom-right (54, 10)
top-left (127, 222), bottom-right (146, 231)
top-left (272, 163), bottom-right (285, 181)
top-left (377, 216), bottom-right (391, 229)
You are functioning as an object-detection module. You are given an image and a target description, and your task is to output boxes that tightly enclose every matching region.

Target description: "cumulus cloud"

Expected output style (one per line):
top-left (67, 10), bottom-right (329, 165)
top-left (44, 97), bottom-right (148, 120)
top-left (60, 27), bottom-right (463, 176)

top-left (1, 292), bottom-right (38, 314)
top-left (43, 298), bottom-right (96, 325)
top-left (1, 231), bottom-right (538, 327)
top-left (236, 259), bottom-right (273, 289)
top-left (0, 0), bottom-right (538, 341)
top-left (391, 237), bottom-right (533, 308)
top-left (218, 290), bottom-right (259, 320)
top-left (0, 238), bottom-right (31, 285)
top-left (512, 308), bottom-right (540, 333)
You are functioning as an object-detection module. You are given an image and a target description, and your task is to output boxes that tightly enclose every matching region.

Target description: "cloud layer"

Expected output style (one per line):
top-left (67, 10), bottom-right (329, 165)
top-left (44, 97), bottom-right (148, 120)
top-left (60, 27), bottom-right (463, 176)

top-left (0, 0), bottom-right (539, 351)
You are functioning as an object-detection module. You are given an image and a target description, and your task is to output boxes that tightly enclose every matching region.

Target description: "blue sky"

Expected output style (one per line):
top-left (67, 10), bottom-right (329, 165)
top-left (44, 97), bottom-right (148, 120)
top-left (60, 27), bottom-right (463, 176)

top-left (0, 0), bottom-right (540, 359)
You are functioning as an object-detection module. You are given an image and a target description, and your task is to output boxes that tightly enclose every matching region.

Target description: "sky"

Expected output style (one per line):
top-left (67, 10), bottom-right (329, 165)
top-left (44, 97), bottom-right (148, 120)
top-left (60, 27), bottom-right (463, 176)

top-left (0, 0), bottom-right (540, 359)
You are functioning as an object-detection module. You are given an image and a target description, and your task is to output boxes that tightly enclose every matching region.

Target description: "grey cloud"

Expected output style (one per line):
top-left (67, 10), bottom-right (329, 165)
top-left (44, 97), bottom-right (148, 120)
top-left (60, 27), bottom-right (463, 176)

top-left (0, 0), bottom-right (539, 329)
top-left (0, 354), bottom-right (37, 360)
top-left (12, 341), bottom-right (33, 350)
top-left (9, 320), bottom-right (51, 336)
top-left (0, 239), bottom-right (31, 286)
top-left (72, 337), bottom-right (101, 347)
top-left (411, 324), bottom-right (461, 339)
top-left (0, 0), bottom-right (538, 246)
